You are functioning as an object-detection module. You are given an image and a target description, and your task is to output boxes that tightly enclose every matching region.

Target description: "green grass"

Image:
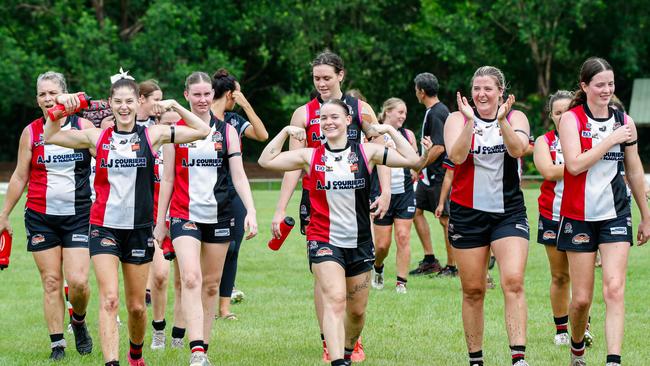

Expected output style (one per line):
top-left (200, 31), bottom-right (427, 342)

top-left (1, 189), bottom-right (649, 365)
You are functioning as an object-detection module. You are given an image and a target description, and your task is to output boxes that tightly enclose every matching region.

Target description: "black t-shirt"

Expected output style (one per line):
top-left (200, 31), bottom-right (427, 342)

top-left (421, 102), bottom-right (449, 185)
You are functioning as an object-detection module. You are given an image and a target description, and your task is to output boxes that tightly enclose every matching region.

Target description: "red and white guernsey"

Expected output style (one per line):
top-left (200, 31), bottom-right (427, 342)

top-left (560, 105), bottom-right (629, 221)
top-left (153, 147), bottom-right (165, 222)
top-left (451, 112), bottom-right (525, 213)
top-left (538, 130), bottom-right (564, 221)
top-left (27, 116), bottom-right (92, 215)
top-left (307, 142), bottom-right (371, 248)
top-left (170, 117), bottom-right (232, 224)
top-left (91, 124), bottom-right (156, 229)
top-left (302, 95), bottom-right (363, 189)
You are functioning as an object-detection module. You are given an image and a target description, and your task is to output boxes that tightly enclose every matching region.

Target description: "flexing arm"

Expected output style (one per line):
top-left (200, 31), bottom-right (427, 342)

top-left (364, 125), bottom-right (419, 170)
top-left (0, 128), bottom-right (32, 235)
top-left (621, 118), bottom-right (650, 244)
top-left (228, 126), bottom-right (258, 239)
top-left (258, 126), bottom-right (312, 171)
top-left (234, 91), bottom-right (268, 142)
top-left (153, 144), bottom-right (176, 245)
top-left (533, 135), bottom-right (564, 181)
top-left (560, 111), bottom-right (632, 176)
top-left (497, 96), bottom-right (529, 158)
top-left (149, 100), bottom-right (210, 150)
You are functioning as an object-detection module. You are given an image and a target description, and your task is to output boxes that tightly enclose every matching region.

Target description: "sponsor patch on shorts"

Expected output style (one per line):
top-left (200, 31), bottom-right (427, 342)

top-left (450, 234), bottom-right (463, 241)
top-left (407, 206), bottom-right (416, 213)
top-left (515, 224), bottom-right (529, 233)
top-left (90, 229), bottom-right (100, 238)
top-left (610, 227), bottom-right (628, 235)
top-left (626, 217), bottom-right (632, 227)
top-left (31, 234), bottom-right (45, 245)
top-left (182, 222), bottom-right (198, 231)
top-left (147, 237), bottom-right (155, 247)
top-left (100, 238), bottom-right (116, 247)
top-left (542, 230), bottom-right (557, 240)
top-left (72, 234), bottom-right (88, 242)
top-left (171, 218), bottom-right (182, 225)
top-left (215, 228), bottom-right (230, 237)
top-left (538, 219), bottom-right (544, 231)
top-left (315, 247), bottom-right (333, 257)
top-left (564, 223), bottom-right (573, 234)
top-left (308, 241), bottom-right (318, 250)
top-left (571, 233), bottom-right (590, 245)
top-left (131, 249), bottom-right (146, 258)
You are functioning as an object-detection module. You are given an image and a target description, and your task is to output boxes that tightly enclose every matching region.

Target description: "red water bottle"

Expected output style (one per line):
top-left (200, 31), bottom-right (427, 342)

top-left (268, 217), bottom-right (295, 251)
top-left (47, 93), bottom-right (91, 121)
top-left (162, 237), bottom-right (176, 261)
top-left (0, 230), bottom-right (12, 270)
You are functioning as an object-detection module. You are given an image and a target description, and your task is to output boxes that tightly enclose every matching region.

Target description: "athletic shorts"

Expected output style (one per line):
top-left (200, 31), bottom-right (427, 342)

top-left (373, 190), bottom-right (416, 226)
top-left (448, 201), bottom-right (530, 249)
top-left (537, 215), bottom-right (560, 246)
top-left (24, 208), bottom-right (90, 252)
top-left (556, 215), bottom-right (633, 253)
top-left (89, 224), bottom-right (154, 264)
top-left (415, 181), bottom-right (449, 216)
top-left (299, 188), bottom-right (311, 235)
top-left (169, 217), bottom-right (234, 243)
top-left (307, 240), bottom-right (375, 277)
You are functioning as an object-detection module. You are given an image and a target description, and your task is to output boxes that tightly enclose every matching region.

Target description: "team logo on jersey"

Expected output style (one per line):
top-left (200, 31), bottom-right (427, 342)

top-left (474, 127), bottom-right (483, 136)
top-left (581, 131), bottom-right (592, 138)
top-left (72, 234), bottom-right (88, 243)
top-left (100, 238), bottom-right (116, 247)
top-left (309, 118), bottom-right (320, 126)
top-left (90, 229), bottom-right (100, 238)
top-left (314, 247), bottom-right (333, 257)
top-left (564, 223), bottom-right (573, 234)
top-left (347, 152), bottom-right (358, 164)
top-left (131, 249), bottom-right (146, 258)
top-left (585, 122), bottom-right (592, 129)
top-left (347, 129), bottom-right (358, 140)
top-left (308, 241), bottom-right (318, 250)
top-left (214, 228), bottom-right (230, 237)
top-left (610, 227), bottom-right (628, 235)
top-left (212, 131), bottom-right (223, 142)
top-left (182, 222), bottom-right (198, 231)
top-left (571, 233), bottom-right (590, 245)
top-left (627, 217), bottom-right (632, 227)
top-left (229, 118), bottom-right (239, 127)
top-left (321, 155), bottom-right (328, 163)
top-left (542, 230), bottom-right (557, 240)
top-left (129, 135), bottom-right (141, 143)
top-left (31, 234), bottom-right (45, 245)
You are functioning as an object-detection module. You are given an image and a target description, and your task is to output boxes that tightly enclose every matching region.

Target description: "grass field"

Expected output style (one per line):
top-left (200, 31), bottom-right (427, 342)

top-left (1, 189), bottom-right (649, 365)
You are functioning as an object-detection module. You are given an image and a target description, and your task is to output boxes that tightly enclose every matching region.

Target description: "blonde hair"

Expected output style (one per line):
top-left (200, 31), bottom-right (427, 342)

top-left (472, 66), bottom-right (507, 103)
top-left (378, 97), bottom-right (405, 124)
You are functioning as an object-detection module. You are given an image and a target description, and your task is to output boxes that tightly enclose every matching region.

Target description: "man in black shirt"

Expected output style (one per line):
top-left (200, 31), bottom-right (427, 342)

top-left (410, 73), bottom-right (456, 276)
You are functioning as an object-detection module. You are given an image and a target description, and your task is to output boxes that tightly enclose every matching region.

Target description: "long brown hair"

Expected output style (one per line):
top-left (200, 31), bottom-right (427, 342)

top-left (568, 57), bottom-right (613, 109)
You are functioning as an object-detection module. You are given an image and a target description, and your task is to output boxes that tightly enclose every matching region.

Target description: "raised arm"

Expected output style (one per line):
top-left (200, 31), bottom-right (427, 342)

top-left (148, 100), bottom-right (211, 150)
top-left (497, 95), bottom-right (529, 158)
top-left (0, 128), bottom-right (32, 235)
top-left (445, 93), bottom-right (475, 165)
top-left (359, 100), bottom-right (379, 138)
top-left (258, 126), bottom-right (312, 172)
top-left (533, 135), bottom-right (564, 181)
top-left (234, 91), bottom-right (268, 142)
top-left (364, 125), bottom-right (419, 170)
top-left (559, 111), bottom-right (631, 176)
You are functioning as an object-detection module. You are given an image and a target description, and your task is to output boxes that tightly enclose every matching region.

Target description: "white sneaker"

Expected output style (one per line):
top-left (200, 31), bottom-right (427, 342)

top-left (150, 329), bottom-right (166, 350)
top-left (513, 360), bottom-right (529, 366)
top-left (605, 363), bottom-right (620, 366)
top-left (171, 337), bottom-right (184, 349)
top-left (395, 282), bottom-right (407, 294)
top-left (570, 354), bottom-right (587, 366)
top-left (584, 329), bottom-right (594, 347)
top-left (231, 288), bottom-right (245, 304)
top-left (371, 270), bottom-right (384, 290)
top-left (554, 333), bottom-right (570, 346)
top-left (189, 351), bottom-right (210, 366)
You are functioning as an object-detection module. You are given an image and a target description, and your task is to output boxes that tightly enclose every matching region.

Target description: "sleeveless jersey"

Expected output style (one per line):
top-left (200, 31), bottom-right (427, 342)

top-left (153, 146), bottom-right (165, 222)
top-left (91, 124), bottom-right (156, 229)
top-left (223, 111), bottom-right (250, 190)
top-left (170, 117), bottom-right (232, 223)
top-left (307, 142), bottom-right (371, 248)
top-left (560, 105), bottom-right (629, 221)
top-left (302, 94), bottom-right (363, 189)
top-left (27, 116), bottom-right (92, 216)
top-left (538, 130), bottom-right (564, 221)
top-left (370, 127), bottom-right (414, 196)
top-left (450, 112), bottom-right (524, 213)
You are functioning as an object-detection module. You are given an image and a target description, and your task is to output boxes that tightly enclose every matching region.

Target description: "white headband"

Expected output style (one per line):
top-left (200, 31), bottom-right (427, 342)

top-left (110, 67), bottom-right (135, 84)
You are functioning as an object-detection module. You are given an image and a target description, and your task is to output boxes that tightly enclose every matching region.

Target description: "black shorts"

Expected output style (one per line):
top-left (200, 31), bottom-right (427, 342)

top-left (373, 191), bottom-right (416, 226)
top-left (556, 215), bottom-right (633, 253)
top-left (89, 225), bottom-right (154, 264)
top-left (537, 215), bottom-right (560, 246)
top-left (299, 188), bottom-right (311, 235)
top-left (24, 208), bottom-right (90, 252)
top-left (169, 217), bottom-right (234, 243)
top-left (415, 182), bottom-right (449, 216)
top-left (307, 240), bottom-right (375, 277)
top-left (448, 202), bottom-right (530, 249)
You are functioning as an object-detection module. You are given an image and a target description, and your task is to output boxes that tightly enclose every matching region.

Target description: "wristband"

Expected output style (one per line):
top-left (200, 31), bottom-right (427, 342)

top-left (170, 125), bottom-right (175, 143)
top-left (228, 152), bottom-right (242, 158)
top-left (382, 147), bottom-right (388, 165)
top-left (623, 140), bottom-right (637, 147)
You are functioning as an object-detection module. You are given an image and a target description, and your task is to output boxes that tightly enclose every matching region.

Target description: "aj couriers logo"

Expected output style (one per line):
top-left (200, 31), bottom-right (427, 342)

top-left (100, 158), bottom-right (147, 168)
top-left (37, 153), bottom-right (84, 164)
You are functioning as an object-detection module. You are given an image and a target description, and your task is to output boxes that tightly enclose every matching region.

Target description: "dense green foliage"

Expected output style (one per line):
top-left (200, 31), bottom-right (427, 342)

top-left (2, 0), bottom-right (649, 166)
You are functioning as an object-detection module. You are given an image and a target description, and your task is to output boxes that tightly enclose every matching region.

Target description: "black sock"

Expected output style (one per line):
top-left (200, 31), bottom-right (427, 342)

top-left (129, 340), bottom-right (143, 360)
top-left (469, 350), bottom-right (483, 366)
top-left (50, 333), bottom-right (65, 348)
top-left (424, 254), bottom-right (436, 263)
top-left (510, 345), bottom-right (525, 364)
top-left (571, 338), bottom-right (585, 357)
top-left (606, 354), bottom-right (621, 364)
top-left (447, 265), bottom-right (457, 270)
top-left (189, 340), bottom-right (204, 353)
top-left (554, 315), bottom-right (569, 334)
top-left (171, 326), bottom-right (185, 339)
top-left (152, 319), bottom-right (166, 331)
top-left (71, 311), bottom-right (86, 324)
top-left (396, 276), bottom-right (407, 284)
top-left (374, 264), bottom-right (384, 273)
top-left (203, 343), bottom-right (209, 353)
top-left (331, 359), bottom-right (347, 366)
top-left (105, 361), bottom-right (119, 366)
top-left (344, 347), bottom-right (353, 360)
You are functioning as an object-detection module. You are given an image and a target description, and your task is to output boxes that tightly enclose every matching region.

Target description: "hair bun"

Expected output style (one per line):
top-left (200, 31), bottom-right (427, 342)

top-left (213, 68), bottom-right (229, 79)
